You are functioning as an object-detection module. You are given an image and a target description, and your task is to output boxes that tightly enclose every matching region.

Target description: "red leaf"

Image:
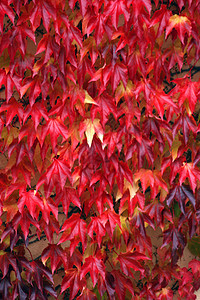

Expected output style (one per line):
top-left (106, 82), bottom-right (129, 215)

top-left (37, 158), bottom-right (72, 191)
top-left (61, 268), bottom-right (85, 299)
top-left (41, 244), bottom-right (64, 274)
top-left (166, 14), bottom-right (191, 44)
top-left (37, 117), bottom-right (69, 153)
top-left (18, 189), bottom-right (43, 220)
top-left (112, 270), bottom-right (135, 300)
top-left (80, 255), bottom-right (105, 287)
top-left (116, 251), bottom-right (150, 277)
top-left (59, 213), bottom-right (87, 251)
top-left (101, 209), bottom-right (121, 239)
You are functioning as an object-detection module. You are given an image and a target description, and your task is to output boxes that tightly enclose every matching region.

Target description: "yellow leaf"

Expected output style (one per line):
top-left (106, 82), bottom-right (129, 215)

top-left (84, 90), bottom-right (98, 105)
top-left (85, 119), bottom-right (95, 147)
top-left (169, 14), bottom-right (189, 26)
top-left (116, 188), bottom-right (123, 201)
top-left (84, 119), bottom-right (103, 147)
top-left (93, 119), bottom-right (103, 143)
top-left (124, 177), bottom-right (138, 199)
top-left (171, 134), bottom-right (182, 161)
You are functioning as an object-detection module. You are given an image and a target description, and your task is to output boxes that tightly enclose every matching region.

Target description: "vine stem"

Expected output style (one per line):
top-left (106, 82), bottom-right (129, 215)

top-left (112, 248), bottom-right (118, 256)
top-left (26, 247), bottom-right (34, 262)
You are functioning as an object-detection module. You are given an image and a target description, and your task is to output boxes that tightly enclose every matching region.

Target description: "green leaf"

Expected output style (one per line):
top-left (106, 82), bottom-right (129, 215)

top-left (188, 236), bottom-right (200, 257)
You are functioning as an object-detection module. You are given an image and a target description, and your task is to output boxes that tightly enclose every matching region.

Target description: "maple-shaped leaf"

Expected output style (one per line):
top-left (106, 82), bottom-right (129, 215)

top-left (0, 2), bottom-right (15, 33)
top-left (29, 0), bottom-right (56, 31)
top-left (179, 163), bottom-right (200, 193)
top-left (130, 206), bottom-right (155, 237)
top-left (60, 34), bottom-right (78, 69)
top-left (35, 33), bottom-right (55, 65)
top-left (105, 0), bottom-right (130, 30)
top-left (7, 21), bottom-right (36, 58)
top-left (20, 76), bottom-right (42, 107)
top-left (37, 117), bottom-right (69, 152)
top-left (135, 169), bottom-right (168, 198)
top-left (110, 154), bottom-right (133, 193)
top-left (92, 92), bottom-right (117, 128)
top-left (10, 157), bottom-right (35, 187)
top-left (11, 210), bottom-right (40, 240)
top-left (1, 125), bottom-right (18, 150)
top-left (80, 255), bottom-right (105, 287)
top-left (130, 136), bottom-right (154, 169)
top-left (166, 184), bottom-right (195, 215)
top-left (2, 195), bottom-right (18, 223)
top-left (80, 118), bottom-right (103, 147)
top-left (61, 267), bottom-right (85, 299)
top-left (7, 139), bottom-right (34, 165)
top-left (48, 96), bottom-right (76, 125)
top-left (112, 270), bottom-right (135, 300)
top-left (55, 187), bottom-right (81, 216)
top-left (145, 199), bottom-right (172, 227)
top-left (0, 275), bottom-right (11, 299)
top-left (80, 37), bottom-right (99, 66)
top-left (116, 251), bottom-right (150, 277)
top-left (150, 5), bottom-right (171, 38)
top-left (166, 14), bottom-right (192, 44)
top-left (163, 43), bottom-right (184, 72)
top-left (143, 116), bottom-right (171, 142)
top-left (83, 12), bottom-right (113, 45)
top-left (37, 158), bottom-right (72, 191)
top-left (173, 77), bottom-right (198, 114)
top-left (29, 260), bottom-right (54, 292)
top-left (0, 251), bottom-right (18, 278)
top-left (189, 259), bottom-right (200, 276)
top-left (39, 215), bottom-right (60, 243)
top-left (87, 216), bottom-right (106, 247)
top-left (0, 70), bottom-right (21, 101)
top-left (126, 49), bottom-right (148, 80)
top-left (59, 213), bottom-right (87, 251)
top-left (40, 196), bottom-right (58, 224)
top-left (97, 271), bottom-right (115, 299)
top-left (23, 102), bottom-right (49, 130)
top-left (162, 225), bottom-right (186, 264)
top-left (42, 244), bottom-right (65, 274)
top-left (119, 189), bottom-right (144, 216)
top-left (56, 12), bottom-right (83, 48)
top-left (18, 189), bottom-right (43, 220)
top-left (0, 97), bottom-right (23, 126)
top-left (77, 56), bottom-right (94, 87)
top-left (90, 57), bottom-right (128, 93)
top-left (27, 282), bottom-right (57, 300)
top-left (179, 115), bottom-right (197, 145)
top-left (111, 61), bottom-right (128, 92)
top-left (101, 209), bottom-right (121, 240)
top-left (149, 88), bottom-right (177, 119)
top-left (127, 0), bottom-right (152, 18)
top-left (18, 120), bottom-right (37, 150)
top-left (103, 130), bottom-right (123, 158)
top-left (93, 191), bottom-right (113, 216)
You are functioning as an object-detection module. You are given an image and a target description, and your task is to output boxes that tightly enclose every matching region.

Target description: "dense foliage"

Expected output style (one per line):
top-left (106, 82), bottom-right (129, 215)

top-left (0, 0), bottom-right (200, 299)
